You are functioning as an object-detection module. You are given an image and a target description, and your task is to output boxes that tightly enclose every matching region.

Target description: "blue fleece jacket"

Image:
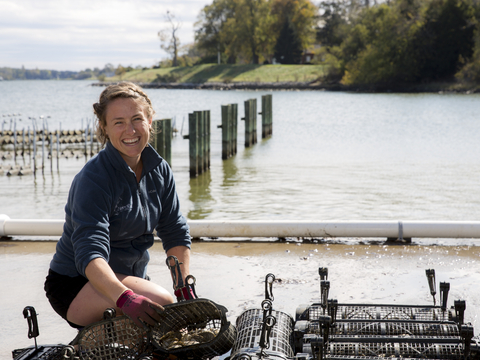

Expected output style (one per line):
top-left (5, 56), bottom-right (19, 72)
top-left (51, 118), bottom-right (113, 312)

top-left (49, 142), bottom-right (191, 279)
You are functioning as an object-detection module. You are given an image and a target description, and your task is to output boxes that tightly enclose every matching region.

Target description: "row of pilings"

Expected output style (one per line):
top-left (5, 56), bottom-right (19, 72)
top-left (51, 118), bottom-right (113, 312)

top-left (0, 127), bottom-right (100, 176)
top-left (1, 93), bottom-right (273, 178)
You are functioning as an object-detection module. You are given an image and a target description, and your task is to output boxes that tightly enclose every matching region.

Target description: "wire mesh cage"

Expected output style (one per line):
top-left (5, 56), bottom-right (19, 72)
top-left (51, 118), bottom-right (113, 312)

top-left (230, 308), bottom-right (295, 360)
top-left (12, 345), bottom-right (67, 360)
top-left (151, 298), bottom-right (236, 360)
top-left (302, 321), bottom-right (460, 337)
top-left (327, 341), bottom-right (464, 359)
top-left (307, 305), bottom-right (452, 322)
top-left (71, 311), bottom-right (150, 360)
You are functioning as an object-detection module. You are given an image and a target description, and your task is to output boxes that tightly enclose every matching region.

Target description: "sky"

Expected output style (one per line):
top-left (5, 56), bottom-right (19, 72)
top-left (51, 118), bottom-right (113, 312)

top-left (0, 0), bottom-right (212, 71)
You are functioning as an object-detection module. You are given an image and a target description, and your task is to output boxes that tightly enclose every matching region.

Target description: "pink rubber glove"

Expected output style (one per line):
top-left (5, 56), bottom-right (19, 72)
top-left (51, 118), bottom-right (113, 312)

top-left (174, 287), bottom-right (196, 301)
top-left (116, 290), bottom-right (163, 328)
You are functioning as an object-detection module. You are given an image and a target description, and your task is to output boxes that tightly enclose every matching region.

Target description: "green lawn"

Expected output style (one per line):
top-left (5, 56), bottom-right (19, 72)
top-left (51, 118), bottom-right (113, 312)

top-left (108, 64), bottom-right (328, 84)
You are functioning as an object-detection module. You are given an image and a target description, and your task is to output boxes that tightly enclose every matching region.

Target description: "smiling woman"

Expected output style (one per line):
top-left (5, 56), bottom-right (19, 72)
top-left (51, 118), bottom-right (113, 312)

top-left (94, 83), bottom-right (155, 180)
top-left (44, 82), bottom-right (193, 330)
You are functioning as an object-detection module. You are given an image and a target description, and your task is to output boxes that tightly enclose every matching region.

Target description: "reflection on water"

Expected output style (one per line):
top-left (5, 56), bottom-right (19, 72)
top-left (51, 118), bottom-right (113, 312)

top-left (188, 171), bottom-right (213, 220)
top-left (221, 156), bottom-right (239, 188)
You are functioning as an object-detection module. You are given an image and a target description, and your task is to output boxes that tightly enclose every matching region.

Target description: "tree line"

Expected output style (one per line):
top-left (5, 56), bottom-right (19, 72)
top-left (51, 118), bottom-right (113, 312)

top-left (315, 0), bottom-right (480, 87)
top-left (5, 0), bottom-right (480, 86)
top-left (193, 0), bottom-right (480, 86)
top-left (0, 64), bottom-right (144, 81)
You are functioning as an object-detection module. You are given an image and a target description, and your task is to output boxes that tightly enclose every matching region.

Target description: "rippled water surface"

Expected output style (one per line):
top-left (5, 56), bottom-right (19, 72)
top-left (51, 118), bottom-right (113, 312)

top-left (1, 80), bottom-right (480, 222)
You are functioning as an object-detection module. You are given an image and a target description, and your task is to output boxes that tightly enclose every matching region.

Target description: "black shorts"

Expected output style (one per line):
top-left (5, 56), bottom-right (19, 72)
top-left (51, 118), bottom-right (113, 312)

top-left (44, 269), bottom-right (88, 329)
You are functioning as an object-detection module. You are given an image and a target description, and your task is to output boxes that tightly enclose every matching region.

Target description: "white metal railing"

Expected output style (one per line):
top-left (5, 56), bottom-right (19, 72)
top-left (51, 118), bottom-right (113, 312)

top-left (1, 214), bottom-right (480, 240)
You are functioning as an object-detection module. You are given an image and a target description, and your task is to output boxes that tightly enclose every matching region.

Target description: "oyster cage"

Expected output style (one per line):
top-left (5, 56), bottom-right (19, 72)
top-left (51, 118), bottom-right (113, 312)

top-left (307, 304), bottom-right (452, 322)
top-left (151, 298), bottom-right (236, 360)
top-left (71, 309), bottom-right (151, 360)
top-left (12, 345), bottom-right (66, 360)
top-left (230, 308), bottom-right (295, 360)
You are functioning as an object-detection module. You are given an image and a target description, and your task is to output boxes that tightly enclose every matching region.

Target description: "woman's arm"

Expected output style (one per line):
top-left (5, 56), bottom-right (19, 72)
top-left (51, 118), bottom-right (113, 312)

top-left (84, 257), bottom-right (128, 304)
top-left (166, 245), bottom-right (191, 283)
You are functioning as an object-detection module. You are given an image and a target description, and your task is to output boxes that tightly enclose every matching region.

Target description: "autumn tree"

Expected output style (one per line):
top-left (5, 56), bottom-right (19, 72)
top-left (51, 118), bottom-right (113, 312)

top-left (158, 11), bottom-right (181, 67)
top-left (271, 0), bottom-right (317, 49)
top-left (195, 0), bottom-right (237, 63)
top-left (195, 0), bottom-right (279, 64)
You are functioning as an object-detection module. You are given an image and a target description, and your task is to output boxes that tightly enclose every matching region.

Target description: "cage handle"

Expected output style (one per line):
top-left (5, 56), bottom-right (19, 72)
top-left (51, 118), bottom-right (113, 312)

top-left (259, 314), bottom-right (276, 354)
top-left (425, 269), bottom-right (436, 306)
top-left (264, 273), bottom-right (275, 301)
top-left (166, 255), bottom-right (185, 291)
top-left (23, 306), bottom-right (39, 350)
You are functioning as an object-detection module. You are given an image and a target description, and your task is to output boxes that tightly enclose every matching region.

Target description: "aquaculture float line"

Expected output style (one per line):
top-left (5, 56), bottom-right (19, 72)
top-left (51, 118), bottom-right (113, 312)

top-left (1, 215), bottom-right (480, 240)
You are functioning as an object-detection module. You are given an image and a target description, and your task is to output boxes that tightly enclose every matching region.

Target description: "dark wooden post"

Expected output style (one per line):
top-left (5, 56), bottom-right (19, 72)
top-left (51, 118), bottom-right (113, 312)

top-left (204, 110), bottom-right (211, 169)
top-left (187, 113), bottom-right (198, 177)
top-left (219, 104), bottom-right (238, 160)
top-left (200, 111), bottom-right (206, 175)
top-left (232, 103), bottom-right (238, 156)
top-left (243, 99), bottom-right (257, 148)
top-left (220, 105), bottom-right (231, 160)
top-left (184, 110), bottom-right (210, 178)
top-left (261, 94), bottom-right (273, 138)
top-left (151, 118), bottom-right (172, 165)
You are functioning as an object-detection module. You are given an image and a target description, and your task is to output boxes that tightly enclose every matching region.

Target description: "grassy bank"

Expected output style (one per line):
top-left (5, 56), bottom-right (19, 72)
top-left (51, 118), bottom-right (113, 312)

top-left (107, 64), bottom-right (328, 84)
top-left (102, 64), bottom-right (480, 93)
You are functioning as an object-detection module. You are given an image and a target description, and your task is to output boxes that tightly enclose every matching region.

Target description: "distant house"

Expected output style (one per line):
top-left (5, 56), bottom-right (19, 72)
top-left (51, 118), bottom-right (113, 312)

top-left (302, 45), bottom-right (321, 64)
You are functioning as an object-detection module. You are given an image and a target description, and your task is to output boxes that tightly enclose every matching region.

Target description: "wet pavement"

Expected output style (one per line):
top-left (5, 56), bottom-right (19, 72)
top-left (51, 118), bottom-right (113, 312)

top-left (1, 239), bottom-right (479, 360)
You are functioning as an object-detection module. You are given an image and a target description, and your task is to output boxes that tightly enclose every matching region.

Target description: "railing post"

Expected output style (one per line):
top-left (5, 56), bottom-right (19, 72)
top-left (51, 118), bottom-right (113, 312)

top-left (261, 94), bottom-right (272, 138)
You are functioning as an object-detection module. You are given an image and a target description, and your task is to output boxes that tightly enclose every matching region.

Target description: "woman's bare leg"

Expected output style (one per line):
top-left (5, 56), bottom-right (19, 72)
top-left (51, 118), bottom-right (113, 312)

top-left (67, 274), bottom-right (174, 327)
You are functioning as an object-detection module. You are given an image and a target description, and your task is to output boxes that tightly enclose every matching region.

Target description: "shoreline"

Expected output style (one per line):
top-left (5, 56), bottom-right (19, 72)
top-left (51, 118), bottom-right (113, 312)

top-left (92, 80), bottom-right (480, 93)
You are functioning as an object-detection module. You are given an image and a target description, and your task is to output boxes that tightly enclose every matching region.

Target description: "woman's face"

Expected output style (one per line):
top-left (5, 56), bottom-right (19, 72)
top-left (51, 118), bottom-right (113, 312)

top-left (103, 97), bottom-right (152, 166)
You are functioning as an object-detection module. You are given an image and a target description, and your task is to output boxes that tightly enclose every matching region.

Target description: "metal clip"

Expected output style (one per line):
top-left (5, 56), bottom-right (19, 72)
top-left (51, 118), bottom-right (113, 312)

top-left (23, 306), bottom-right (39, 350)
top-left (265, 273), bottom-right (275, 301)
top-left (425, 269), bottom-right (436, 306)
top-left (166, 255), bottom-right (185, 291)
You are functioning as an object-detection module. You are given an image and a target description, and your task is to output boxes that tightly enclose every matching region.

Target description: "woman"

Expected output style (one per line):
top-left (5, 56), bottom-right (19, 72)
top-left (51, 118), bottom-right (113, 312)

top-left (44, 82), bottom-right (191, 329)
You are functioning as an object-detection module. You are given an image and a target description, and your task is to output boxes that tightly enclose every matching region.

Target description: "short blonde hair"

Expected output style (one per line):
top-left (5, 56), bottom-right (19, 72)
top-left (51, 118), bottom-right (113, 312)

top-left (93, 82), bottom-right (155, 145)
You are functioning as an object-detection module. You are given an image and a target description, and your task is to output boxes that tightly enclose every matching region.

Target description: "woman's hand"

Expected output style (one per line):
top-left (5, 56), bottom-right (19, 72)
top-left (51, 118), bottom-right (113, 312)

top-left (117, 290), bottom-right (164, 328)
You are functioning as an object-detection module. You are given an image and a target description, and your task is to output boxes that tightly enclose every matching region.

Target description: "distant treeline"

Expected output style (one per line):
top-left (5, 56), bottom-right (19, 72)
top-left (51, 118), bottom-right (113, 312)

top-left (0, 64), bottom-right (120, 81)
top-left (0, 67), bottom-right (79, 80)
top-left (315, 0), bottom-right (480, 88)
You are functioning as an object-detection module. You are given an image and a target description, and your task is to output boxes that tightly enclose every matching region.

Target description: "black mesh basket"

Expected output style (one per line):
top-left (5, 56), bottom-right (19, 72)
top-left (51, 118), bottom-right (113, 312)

top-left (313, 305), bottom-right (452, 322)
top-left (12, 345), bottom-right (67, 360)
top-left (151, 298), bottom-right (236, 360)
top-left (327, 341), bottom-right (464, 359)
top-left (302, 321), bottom-right (460, 337)
top-left (70, 310), bottom-right (150, 360)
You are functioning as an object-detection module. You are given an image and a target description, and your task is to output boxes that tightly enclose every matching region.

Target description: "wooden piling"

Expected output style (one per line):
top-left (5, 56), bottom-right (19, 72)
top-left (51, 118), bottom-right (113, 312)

top-left (243, 99), bottom-right (257, 148)
top-left (219, 104), bottom-right (238, 160)
top-left (261, 94), bottom-right (273, 138)
top-left (151, 118), bottom-right (172, 166)
top-left (184, 110), bottom-right (211, 178)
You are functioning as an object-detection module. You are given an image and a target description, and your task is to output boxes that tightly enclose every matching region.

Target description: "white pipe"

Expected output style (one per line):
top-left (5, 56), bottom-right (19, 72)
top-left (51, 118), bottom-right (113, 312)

top-left (1, 215), bottom-right (480, 239)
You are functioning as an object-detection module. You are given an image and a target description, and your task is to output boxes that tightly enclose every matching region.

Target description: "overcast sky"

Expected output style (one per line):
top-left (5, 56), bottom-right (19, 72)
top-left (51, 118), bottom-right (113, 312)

top-left (0, 0), bottom-right (212, 71)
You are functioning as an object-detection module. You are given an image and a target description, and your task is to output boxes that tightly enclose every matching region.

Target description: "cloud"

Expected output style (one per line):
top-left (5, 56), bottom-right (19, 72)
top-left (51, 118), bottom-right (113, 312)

top-left (0, 0), bottom-right (210, 71)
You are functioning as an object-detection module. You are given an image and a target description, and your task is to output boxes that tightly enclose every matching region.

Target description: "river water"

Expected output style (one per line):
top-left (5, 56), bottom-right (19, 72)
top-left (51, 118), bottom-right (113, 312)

top-left (0, 81), bottom-right (479, 358)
